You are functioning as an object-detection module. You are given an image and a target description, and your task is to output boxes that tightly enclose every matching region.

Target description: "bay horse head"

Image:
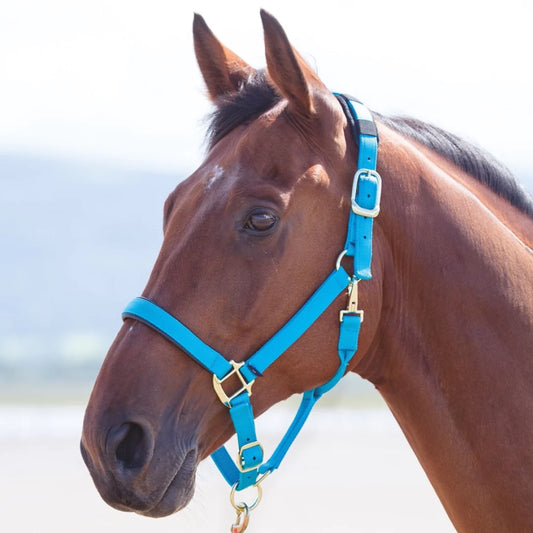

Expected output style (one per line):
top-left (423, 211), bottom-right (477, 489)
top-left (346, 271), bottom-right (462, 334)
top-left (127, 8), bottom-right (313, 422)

top-left (81, 9), bottom-right (533, 532)
top-left (81, 10), bottom-right (381, 519)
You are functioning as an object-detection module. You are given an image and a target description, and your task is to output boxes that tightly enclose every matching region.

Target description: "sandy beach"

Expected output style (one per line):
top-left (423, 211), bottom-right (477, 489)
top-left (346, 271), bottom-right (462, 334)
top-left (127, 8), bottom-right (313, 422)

top-left (0, 403), bottom-right (453, 532)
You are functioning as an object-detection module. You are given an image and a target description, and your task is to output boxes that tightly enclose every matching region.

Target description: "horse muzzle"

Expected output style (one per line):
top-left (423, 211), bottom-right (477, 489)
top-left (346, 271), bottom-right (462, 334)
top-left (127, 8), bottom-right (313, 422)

top-left (80, 416), bottom-right (198, 517)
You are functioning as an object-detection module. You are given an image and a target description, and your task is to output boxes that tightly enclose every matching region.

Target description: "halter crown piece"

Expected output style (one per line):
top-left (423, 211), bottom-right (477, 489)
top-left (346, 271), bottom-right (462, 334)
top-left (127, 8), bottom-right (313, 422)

top-left (122, 94), bottom-right (381, 531)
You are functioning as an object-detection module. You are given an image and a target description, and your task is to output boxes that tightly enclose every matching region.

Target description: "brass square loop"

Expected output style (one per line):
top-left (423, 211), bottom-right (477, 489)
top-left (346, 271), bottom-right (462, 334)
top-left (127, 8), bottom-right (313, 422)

top-left (212, 360), bottom-right (255, 407)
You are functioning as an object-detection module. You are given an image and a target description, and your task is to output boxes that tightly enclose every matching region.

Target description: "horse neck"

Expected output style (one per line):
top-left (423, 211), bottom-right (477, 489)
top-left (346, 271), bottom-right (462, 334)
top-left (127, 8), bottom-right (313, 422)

top-left (362, 126), bottom-right (533, 531)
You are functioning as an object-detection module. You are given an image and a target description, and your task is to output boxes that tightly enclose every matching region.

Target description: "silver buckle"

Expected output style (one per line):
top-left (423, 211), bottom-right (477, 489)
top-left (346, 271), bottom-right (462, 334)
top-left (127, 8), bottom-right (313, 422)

top-left (351, 169), bottom-right (382, 218)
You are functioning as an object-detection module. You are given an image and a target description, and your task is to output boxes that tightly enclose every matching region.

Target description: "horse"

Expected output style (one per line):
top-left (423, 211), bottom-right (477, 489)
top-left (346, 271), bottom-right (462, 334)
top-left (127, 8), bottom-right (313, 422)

top-left (81, 10), bottom-right (533, 532)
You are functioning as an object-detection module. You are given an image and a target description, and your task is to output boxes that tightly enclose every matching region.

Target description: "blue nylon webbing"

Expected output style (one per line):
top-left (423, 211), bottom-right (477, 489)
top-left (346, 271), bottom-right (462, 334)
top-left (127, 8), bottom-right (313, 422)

top-left (339, 96), bottom-right (380, 280)
top-left (242, 267), bottom-right (352, 381)
top-left (122, 297), bottom-right (232, 379)
top-left (212, 311), bottom-right (362, 485)
top-left (122, 267), bottom-right (351, 384)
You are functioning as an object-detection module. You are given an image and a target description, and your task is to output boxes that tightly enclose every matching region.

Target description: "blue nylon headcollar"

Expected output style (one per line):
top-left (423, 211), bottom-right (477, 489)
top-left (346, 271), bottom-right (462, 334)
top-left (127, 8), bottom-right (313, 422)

top-left (122, 94), bottom-right (381, 494)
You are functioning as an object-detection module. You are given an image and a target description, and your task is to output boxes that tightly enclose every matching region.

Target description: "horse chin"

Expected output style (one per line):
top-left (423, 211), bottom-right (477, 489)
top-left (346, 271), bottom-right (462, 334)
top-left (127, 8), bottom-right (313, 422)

top-left (137, 458), bottom-right (197, 518)
top-left (138, 450), bottom-right (197, 518)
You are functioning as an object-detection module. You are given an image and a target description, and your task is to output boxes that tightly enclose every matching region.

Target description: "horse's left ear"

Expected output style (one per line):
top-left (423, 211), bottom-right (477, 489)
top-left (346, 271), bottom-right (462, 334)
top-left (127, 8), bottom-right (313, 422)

top-left (261, 10), bottom-right (325, 117)
top-left (193, 13), bottom-right (254, 101)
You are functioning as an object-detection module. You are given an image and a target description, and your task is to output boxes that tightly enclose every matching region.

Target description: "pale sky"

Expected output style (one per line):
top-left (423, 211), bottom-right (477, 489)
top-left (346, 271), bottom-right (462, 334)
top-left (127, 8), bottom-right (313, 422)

top-left (1, 0), bottom-right (531, 175)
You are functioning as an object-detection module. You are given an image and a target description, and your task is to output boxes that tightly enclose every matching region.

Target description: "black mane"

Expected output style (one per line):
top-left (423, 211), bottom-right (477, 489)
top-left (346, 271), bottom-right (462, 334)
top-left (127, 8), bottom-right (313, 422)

top-left (206, 74), bottom-right (533, 218)
top-left (375, 114), bottom-right (533, 217)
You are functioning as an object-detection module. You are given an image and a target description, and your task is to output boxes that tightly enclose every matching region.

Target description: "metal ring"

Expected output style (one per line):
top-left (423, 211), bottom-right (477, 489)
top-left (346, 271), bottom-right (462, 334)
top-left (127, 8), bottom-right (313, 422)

top-left (254, 469), bottom-right (271, 487)
top-left (336, 249), bottom-right (348, 270)
top-left (230, 482), bottom-right (263, 512)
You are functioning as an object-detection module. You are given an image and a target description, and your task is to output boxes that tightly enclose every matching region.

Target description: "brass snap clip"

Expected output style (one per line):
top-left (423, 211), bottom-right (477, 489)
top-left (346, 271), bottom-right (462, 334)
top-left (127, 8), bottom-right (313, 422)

top-left (339, 278), bottom-right (364, 323)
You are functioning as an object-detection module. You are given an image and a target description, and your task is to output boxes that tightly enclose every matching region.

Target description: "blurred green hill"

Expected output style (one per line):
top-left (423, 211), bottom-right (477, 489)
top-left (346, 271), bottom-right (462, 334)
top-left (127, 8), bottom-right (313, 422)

top-left (0, 153), bottom-right (179, 395)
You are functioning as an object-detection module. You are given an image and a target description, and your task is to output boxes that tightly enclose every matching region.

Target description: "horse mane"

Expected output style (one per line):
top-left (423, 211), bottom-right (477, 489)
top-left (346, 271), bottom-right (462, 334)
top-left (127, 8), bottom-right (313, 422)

top-left (207, 70), bottom-right (281, 148)
top-left (206, 73), bottom-right (533, 218)
top-left (375, 114), bottom-right (533, 218)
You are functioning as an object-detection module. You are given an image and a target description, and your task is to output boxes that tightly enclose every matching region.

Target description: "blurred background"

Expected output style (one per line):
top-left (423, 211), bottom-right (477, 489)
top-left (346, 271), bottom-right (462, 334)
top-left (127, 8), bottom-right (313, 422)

top-left (1, 0), bottom-right (531, 531)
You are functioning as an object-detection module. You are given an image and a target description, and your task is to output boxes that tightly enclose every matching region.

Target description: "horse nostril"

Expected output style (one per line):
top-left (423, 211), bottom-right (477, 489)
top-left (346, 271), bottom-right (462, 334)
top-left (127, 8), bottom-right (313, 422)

top-left (108, 422), bottom-right (153, 470)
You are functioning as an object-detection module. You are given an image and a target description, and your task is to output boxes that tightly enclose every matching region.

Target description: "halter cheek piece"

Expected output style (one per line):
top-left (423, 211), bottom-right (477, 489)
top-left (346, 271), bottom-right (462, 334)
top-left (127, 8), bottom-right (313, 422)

top-left (122, 94), bottom-right (380, 520)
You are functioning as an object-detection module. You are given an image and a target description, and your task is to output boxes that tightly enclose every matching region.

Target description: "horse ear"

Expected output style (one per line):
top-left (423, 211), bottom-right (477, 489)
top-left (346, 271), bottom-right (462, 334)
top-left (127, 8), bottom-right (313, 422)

top-left (261, 10), bottom-right (323, 117)
top-left (193, 13), bottom-right (254, 101)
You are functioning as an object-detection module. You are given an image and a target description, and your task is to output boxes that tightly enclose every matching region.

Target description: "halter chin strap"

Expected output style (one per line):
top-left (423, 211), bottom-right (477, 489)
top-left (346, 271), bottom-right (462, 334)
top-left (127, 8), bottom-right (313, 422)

top-left (122, 94), bottom-right (381, 494)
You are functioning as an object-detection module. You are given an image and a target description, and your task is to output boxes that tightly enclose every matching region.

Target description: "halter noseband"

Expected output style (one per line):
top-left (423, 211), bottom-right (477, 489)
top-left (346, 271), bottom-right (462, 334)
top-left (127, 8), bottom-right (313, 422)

top-left (122, 94), bottom-right (380, 518)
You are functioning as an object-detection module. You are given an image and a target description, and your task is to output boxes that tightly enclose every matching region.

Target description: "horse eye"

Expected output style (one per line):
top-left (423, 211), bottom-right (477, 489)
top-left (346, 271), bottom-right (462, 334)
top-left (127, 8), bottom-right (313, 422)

top-left (244, 211), bottom-right (278, 233)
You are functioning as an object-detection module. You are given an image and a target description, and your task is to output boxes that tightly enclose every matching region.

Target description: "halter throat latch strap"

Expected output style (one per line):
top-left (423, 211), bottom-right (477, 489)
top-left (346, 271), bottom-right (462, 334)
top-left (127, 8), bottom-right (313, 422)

top-left (121, 93), bottom-right (380, 505)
